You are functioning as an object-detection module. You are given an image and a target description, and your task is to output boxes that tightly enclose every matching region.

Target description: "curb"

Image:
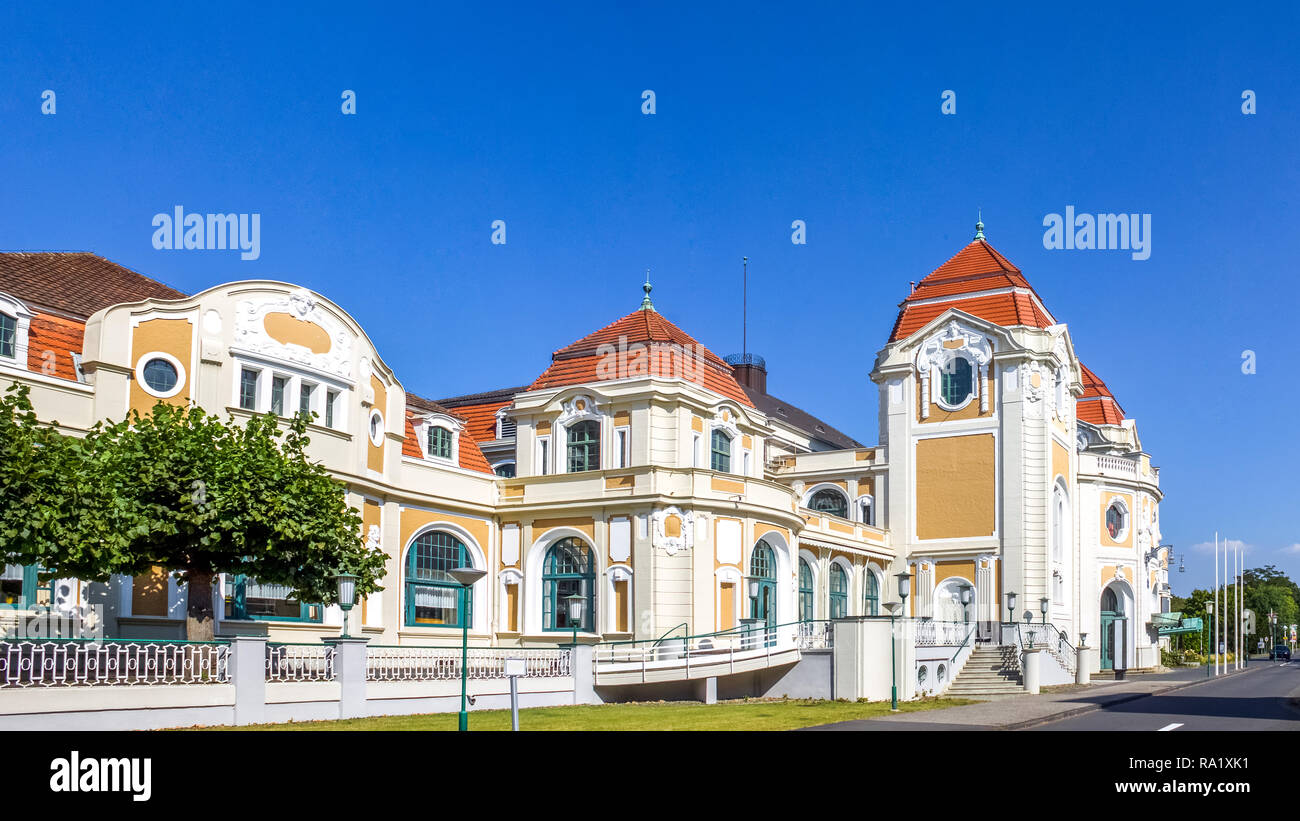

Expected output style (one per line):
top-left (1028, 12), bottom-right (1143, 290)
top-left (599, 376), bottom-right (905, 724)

top-left (996, 665), bottom-right (1263, 731)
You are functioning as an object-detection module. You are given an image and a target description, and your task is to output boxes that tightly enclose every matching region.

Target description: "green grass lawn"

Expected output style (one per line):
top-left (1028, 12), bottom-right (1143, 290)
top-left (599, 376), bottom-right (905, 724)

top-left (218, 697), bottom-right (973, 731)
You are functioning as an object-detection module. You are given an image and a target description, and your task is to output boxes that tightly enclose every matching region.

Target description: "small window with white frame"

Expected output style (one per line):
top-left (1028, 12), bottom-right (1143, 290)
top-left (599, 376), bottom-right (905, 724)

top-left (537, 436), bottom-right (550, 476)
top-left (232, 358), bottom-right (348, 431)
top-left (616, 426), bottom-right (630, 468)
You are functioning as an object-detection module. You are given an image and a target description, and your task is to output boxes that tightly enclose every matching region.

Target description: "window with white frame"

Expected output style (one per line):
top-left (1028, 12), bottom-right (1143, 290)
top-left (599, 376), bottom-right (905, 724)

top-left (859, 495), bottom-right (876, 527)
top-left (232, 358), bottom-right (348, 431)
top-left (1052, 483), bottom-right (1069, 563)
top-left (616, 426), bottom-right (630, 468)
top-left (0, 294), bottom-right (34, 369)
top-left (537, 436), bottom-right (550, 475)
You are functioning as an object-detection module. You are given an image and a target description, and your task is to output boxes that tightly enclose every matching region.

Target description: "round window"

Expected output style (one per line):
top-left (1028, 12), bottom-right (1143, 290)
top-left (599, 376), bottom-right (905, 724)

top-left (1106, 503), bottom-right (1126, 539)
top-left (368, 411), bottom-right (384, 446)
top-left (136, 354), bottom-right (184, 397)
top-left (142, 359), bottom-right (178, 393)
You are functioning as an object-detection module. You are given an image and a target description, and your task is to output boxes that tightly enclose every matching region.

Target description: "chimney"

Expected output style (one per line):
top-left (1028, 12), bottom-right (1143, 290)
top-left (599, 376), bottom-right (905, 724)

top-left (725, 353), bottom-right (767, 394)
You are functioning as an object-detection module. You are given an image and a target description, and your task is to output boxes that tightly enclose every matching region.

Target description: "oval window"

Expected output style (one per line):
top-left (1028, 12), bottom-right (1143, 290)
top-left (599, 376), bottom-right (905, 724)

top-left (940, 357), bottom-right (973, 406)
top-left (1106, 503), bottom-right (1126, 539)
top-left (142, 358), bottom-right (178, 393)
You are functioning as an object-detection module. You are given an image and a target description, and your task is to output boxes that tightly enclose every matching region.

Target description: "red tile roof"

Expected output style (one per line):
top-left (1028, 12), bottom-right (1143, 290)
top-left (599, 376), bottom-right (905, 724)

top-left (441, 398), bottom-right (511, 444)
top-left (889, 240), bottom-right (1055, 341)
top-left (26, 313), bottom-right (86, 381)
top-left (529, 308), bottom-right (755, 407)
top-left (1077, 363), bottom-right (1127, 425)
top-left (0, 252), bottom-right (186, 319)
top-left (402, 393), bottom-right (495, 474)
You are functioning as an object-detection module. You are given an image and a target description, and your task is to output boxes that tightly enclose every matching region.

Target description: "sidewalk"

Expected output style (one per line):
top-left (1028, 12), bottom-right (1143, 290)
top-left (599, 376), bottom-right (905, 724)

top-left (805, 663), bottom-right (1261, 731)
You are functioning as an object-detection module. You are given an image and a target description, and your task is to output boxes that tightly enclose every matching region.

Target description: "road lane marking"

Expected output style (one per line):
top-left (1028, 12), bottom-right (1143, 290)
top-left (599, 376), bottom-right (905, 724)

top-left (1157, 723), bottom-right (1183, 731)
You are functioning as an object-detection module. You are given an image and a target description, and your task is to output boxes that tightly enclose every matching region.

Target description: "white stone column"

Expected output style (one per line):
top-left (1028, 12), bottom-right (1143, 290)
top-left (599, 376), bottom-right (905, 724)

top-left (1022, 647), bottom-right (1041, 694)
top-left (229, 636), bottom-right (267, 726)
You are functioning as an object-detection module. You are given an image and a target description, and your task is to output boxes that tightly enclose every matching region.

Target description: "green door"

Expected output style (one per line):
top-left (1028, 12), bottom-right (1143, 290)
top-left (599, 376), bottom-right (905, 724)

top-left (1100, 588), bottom-right (1120, 670)
top-left (750, 541), bottom-right (777, 646)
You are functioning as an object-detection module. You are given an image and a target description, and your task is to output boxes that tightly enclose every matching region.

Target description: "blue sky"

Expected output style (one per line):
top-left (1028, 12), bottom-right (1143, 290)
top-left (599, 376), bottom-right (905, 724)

top-left (1, 2), bottom-right (1296, 595)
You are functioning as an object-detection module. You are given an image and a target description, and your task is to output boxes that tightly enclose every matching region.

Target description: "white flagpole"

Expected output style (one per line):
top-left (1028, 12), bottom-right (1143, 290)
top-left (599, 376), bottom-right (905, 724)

top-left (1214, 532), bottom-right (1219, 675)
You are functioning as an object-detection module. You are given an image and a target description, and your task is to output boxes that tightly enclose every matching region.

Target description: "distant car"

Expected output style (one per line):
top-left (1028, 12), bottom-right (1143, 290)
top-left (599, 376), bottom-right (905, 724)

top-left (1269, 645), bottom-right (1290, 660)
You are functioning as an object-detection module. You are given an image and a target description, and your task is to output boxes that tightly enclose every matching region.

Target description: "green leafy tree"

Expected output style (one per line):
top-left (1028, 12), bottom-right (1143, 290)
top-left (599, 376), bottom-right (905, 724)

top-left (0, 385), bottom-right (386, 640)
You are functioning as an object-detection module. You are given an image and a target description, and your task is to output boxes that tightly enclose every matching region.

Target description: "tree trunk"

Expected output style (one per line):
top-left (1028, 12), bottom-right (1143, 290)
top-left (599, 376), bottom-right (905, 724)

top-left (186, 569), bottom-right (215, 642)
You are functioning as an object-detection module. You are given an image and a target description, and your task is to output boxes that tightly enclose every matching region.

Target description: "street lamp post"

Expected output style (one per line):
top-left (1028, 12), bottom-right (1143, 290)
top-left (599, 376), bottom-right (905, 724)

top-left (333, 572), bottom-right (358, 638)
top-left (959, 585), bottom-right (972, 624)
top-left (1040, 597), bottom-right (1049, 626)
top-left (1004, 591), bottom-right (1017, 644)
top-left (1205, 601), bottom-right (1213, 678)
top-left (888, 570), bottom-right (913, 712)
top-left (449, 567), bottom-right (487, 732)
top-left (565, 593), bottom-right (585, 651)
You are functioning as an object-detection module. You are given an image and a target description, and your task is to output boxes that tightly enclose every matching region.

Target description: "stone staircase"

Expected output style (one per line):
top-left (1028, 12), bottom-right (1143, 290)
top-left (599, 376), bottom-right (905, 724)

top-left (945, 645), bottom-right (1024, 697)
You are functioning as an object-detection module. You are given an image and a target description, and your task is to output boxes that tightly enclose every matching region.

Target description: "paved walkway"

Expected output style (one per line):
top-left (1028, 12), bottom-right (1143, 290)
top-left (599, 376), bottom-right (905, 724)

top-left (805, 663), bottom-right (1262, 731)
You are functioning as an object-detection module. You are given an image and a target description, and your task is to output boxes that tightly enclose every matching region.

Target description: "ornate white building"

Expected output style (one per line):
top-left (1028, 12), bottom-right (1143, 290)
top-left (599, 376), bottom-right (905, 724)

top-left (0, 224), bottom-right (1169, 687)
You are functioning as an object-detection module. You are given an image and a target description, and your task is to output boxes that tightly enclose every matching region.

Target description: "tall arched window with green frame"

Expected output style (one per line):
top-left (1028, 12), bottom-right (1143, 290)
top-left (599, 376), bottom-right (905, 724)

top-left (404, 530), bottom-right (473, 627)
top-left (798, 558), bottom-right (814, 621)
top-left (829, 563), bottom-right (849, 619)
top-left (710, 429), bottom-right (731, 472)
top-left (566, 420), bottom-right (600, 473)
top-left (863, 570), bottom-right (879, 616)
top-left (543, 537), bottom-right (595, 631)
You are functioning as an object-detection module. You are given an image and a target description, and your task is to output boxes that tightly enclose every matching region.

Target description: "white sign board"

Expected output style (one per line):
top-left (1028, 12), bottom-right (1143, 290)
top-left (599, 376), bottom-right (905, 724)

top-left (504, 657), bottom-right (527, 678)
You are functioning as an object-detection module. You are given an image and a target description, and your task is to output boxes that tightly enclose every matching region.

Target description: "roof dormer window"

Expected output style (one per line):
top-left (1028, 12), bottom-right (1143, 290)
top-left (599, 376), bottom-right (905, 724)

top-left (428, 425), bottom-right (453, 460)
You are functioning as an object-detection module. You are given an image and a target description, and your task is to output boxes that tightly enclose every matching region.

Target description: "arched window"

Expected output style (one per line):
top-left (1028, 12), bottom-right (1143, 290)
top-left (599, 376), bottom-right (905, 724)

top-left (1106, 501), bottom-right (1128, 540)
top-left (859, 496), bottom-right (875, 527)
top-left (940, 356), bottom-right (973, 406)
top-left (809, 488), bottom-right (849, 519)
top-left (566, 420), bottom-right (600, 473)
top-left (829, 564), bottom-right (848, 619)
top-left (494, 462), bottom-right (516, 478)
top-left (405, 531), bottom-right (472, 627)
top-left (1052, 484), bottom-right (1068, 563)
top-left (798, 559), bottom-right (814, 621)
top-left (863, 570), bottom-right (879, 616)
top-left (710, 429), bottom-right (731, 472)
top-left (542, 537), bottom-right (595, 631)
top-left (748, 540), bottom-right (777, 627)
top-left (428, 426), bottom-right (453, 460)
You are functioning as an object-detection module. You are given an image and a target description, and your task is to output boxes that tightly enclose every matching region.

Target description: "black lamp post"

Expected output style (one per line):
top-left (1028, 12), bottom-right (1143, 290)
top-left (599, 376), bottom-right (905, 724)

top-left (1040, 596), bottom-right (1049, 625)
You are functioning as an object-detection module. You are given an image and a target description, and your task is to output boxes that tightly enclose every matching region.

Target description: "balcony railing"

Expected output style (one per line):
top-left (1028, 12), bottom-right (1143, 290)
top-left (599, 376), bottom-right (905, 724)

top-left (365, 646), bottom-right (571, 681)
top-left (0, 639), bottom-right (230, 688)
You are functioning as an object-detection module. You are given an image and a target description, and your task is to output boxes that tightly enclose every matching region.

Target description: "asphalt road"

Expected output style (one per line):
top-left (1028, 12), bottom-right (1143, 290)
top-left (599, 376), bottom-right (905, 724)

top-left (1031, 660), bottom-right (1300, 731)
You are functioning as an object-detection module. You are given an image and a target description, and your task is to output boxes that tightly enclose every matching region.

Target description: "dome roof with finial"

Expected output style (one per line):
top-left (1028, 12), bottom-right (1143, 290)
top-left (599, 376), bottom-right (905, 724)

top-left (888, 220), bottom-right (1056, 341)
top-left (526, 279), bottom-right (754, 406)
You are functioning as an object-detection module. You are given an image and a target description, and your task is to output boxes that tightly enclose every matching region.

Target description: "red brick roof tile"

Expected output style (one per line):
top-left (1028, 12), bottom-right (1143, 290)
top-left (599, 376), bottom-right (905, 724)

top-left (25, 313), bottom-right (86, 381)
top-left (0, 253), bottom-right (186, 319)
top-left (402, 393), bottom-right (495, 474)
top-left (889, 240), bottom-right (1055, 341)
top-left (1077, 363), bottom-right (1127, 425)
top-left (530, 308), bottom-right (754, 407)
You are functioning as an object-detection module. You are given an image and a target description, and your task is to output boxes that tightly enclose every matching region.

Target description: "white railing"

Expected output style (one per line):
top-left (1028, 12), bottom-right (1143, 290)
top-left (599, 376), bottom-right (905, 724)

top-left (266, 643), bottom-right (336, 682)
top-left (1008, 622), bottom-right (1076, 676)
top-left (0, 640), bottom-right (230, 687)
top-left (796, 620), bottom-right (834, 650)
top-left (915, 620), bottom-right (970, 647)
top-left (1096, 456), bottom-right (1139, 477)
top-left (596, 622), bottom-right (802, 668)
top-left (365, 646), bottom-right (572, 682)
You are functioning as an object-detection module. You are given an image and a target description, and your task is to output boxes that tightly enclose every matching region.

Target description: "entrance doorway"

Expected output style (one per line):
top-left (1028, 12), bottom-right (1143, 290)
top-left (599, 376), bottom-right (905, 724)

top-left (1100, 587), bottom-right (1123, 670)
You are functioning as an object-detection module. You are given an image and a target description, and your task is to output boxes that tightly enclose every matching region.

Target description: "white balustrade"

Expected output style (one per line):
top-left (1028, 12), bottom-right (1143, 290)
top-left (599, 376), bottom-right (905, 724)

top-left (266, 643), bottom-right (336, 682)
top-left (365, 646), bottom-right (571, 682)
top-left (0, 640), bottom-right (230, 687)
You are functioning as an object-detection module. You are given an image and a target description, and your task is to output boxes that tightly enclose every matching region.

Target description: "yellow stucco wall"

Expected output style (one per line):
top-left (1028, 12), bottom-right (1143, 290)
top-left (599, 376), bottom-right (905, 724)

top-left (367, 375), bottom-right (386, 473)
top-left (129, 318), bottom-right (193, 414)
top-left (399, 508), bottom-right (493, 558)
top-left (915, 433), bottom-right (996, 540)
